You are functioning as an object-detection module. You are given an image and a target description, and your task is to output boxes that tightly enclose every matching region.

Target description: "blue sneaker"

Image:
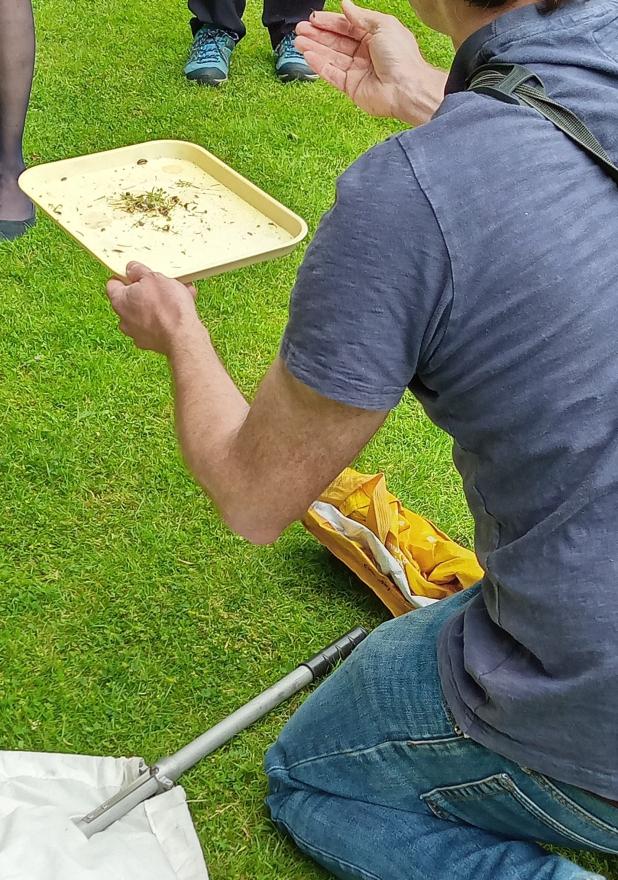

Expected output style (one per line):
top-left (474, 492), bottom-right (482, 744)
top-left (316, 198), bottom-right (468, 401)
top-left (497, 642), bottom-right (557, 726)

top-left (184, 26), bottom-right (236, 86)
top-left (275, 31), bottom-right (318, 83)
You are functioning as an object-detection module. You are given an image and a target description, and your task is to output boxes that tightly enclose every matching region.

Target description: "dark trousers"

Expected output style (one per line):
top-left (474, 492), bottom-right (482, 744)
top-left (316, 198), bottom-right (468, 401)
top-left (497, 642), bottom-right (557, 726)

top-left (189, 0), bottom-right (323, 49)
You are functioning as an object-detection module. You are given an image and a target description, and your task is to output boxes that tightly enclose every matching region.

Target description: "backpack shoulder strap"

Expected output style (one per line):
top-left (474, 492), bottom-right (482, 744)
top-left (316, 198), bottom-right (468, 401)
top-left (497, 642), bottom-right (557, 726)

top-left (467, 62), bottom-right (618, 185)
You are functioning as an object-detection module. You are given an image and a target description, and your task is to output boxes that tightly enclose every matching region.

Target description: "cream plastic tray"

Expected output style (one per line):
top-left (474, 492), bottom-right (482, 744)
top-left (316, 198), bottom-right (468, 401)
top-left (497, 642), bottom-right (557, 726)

top-left (19, 140), bottom-right (308, 282)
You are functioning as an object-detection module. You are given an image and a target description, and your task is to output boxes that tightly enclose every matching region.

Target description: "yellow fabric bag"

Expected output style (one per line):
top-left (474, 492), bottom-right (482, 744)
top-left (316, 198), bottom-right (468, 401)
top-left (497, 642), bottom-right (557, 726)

top-left (303, 468), bottom-right (483, 617)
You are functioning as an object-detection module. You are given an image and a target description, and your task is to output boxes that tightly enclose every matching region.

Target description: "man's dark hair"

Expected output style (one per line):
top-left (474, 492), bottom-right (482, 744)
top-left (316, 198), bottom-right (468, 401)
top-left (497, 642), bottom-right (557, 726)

top-left (468, 0), bottom-right (569, 11)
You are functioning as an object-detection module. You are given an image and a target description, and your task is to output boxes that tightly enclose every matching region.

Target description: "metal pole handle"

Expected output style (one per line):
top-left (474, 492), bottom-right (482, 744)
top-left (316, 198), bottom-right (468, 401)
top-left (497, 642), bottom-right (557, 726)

top-left (157, 626), bottom-right (369, 781)
top-left (302, 626), bottom-right (368, 679)
top-left (76, 626), bottom-right (368, 838)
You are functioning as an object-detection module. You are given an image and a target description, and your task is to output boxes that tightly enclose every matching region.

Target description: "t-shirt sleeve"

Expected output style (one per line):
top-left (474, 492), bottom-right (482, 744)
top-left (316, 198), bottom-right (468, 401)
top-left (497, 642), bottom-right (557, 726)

top-left (280, 135), bottom-right (453, 410)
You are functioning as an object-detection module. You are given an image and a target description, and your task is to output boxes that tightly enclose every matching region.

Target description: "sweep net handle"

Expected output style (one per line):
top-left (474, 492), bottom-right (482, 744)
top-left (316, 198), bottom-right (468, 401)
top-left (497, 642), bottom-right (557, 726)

top-left (76, 627), bottom-right (368, 837)
top-left (158, 626), bottom-right (368, 781)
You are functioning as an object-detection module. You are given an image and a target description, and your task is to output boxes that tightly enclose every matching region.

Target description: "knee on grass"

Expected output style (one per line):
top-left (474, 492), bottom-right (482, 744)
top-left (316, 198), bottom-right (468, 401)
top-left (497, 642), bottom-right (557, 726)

top-left (264, 740), bottom-right (310, 835)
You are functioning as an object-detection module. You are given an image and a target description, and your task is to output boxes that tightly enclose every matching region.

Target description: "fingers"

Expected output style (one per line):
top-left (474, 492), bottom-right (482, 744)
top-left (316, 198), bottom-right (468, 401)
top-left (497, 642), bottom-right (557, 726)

top-left (296, 22), bottom-right (362, 58)
top-left (303, 51), bottom-right (348, 91)
top-left (106, 278), bottom-right (128, 312)
top-left (341, 0), bottom-right (382, 34)
top-left (126, 261), bottom-right (154, 283)
top-left (185, 283), bottom-right (198, 301)
top-left (299, 40), bottom-right (359, 74)
top-left (302, 10), bottom-right (365, 42)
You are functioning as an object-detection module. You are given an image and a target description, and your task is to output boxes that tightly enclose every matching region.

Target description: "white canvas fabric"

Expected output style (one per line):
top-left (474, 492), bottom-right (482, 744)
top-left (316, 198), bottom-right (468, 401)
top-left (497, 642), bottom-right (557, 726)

top-left (311, 502), bottom-right (437, 609)
top-left (0, 750), bottom-right (209, 880)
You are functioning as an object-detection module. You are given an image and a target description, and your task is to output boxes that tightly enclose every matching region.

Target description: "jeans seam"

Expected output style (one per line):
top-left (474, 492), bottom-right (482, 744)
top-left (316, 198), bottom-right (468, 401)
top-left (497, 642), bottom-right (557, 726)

top-left (272, 735), bottom-right (461, 772)
top-left (531, 773), bottom-right (618, 838)
top-left (441, 697), bottom-right (463, 734)
top-left (275, 816), bottom-right (383, 880)
top-left (423, 797), bottom-right (454, 822)
top-left (422, 773), bottom-right (618, 855)
top-left (408, 735), bottom-right (461, 746)
top-left (504, 776), bottom-right (618, 854)
top-left (421, 773), bottom-right (508, 803)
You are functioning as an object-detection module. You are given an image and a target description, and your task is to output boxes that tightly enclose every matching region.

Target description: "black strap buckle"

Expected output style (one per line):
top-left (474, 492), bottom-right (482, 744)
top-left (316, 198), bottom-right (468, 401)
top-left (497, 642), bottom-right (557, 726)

top-left (467, 63), bottom-right (545, 106)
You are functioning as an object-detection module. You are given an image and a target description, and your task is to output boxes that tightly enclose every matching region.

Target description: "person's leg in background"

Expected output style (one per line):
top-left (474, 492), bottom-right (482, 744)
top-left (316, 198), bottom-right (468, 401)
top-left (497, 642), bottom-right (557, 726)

top-left (265, 592), bottom-right (615, 880)
top-left (265, 0), bottom-right (321, 82)
top-left (0, 0), bottom-right (35, 241)
top-left (184, 0), bottom-right (245, 86)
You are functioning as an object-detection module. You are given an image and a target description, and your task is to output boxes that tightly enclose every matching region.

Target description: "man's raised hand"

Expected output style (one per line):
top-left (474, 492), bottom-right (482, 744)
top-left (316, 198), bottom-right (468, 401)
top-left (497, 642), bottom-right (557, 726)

top-left (295, 0), bottom-right (447, 126)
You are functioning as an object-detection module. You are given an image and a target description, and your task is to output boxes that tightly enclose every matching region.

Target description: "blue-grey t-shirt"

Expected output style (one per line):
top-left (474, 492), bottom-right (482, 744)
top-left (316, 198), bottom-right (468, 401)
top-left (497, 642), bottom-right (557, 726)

top-left (281, 0), bottom-right (618, 798)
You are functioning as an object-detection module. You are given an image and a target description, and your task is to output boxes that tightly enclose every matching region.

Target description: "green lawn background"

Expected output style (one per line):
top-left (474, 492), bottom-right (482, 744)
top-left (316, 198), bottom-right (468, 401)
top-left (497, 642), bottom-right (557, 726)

top-left (0, 1), bottom-right (615, 877)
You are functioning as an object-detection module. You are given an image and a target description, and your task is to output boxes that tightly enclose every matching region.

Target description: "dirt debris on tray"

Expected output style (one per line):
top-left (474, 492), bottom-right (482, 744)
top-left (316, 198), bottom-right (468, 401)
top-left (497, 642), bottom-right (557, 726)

top-left (109, 187), bottom-right (188, 222)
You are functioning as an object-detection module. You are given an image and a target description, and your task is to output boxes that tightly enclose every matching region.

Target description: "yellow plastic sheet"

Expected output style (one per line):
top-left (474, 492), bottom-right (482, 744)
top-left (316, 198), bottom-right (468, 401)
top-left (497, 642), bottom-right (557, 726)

top-left (303, 468), bottom-right (483, 617)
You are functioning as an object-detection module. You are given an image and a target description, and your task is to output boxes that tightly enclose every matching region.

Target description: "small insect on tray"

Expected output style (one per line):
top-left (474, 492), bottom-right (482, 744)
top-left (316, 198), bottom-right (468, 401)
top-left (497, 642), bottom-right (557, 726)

top-left (19, 140), bottom-right (308, 282)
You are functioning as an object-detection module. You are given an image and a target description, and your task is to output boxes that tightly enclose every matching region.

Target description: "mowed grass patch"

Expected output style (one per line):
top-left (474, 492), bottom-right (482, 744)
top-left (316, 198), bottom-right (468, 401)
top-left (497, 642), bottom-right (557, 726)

top-left (1, 1), bottom-right (615, 878)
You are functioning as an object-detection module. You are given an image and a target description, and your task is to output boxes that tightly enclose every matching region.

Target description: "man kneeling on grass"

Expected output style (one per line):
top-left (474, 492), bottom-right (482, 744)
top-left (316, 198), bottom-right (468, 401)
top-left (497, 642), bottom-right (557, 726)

top-left (106, 0), bottom-right (618, 875)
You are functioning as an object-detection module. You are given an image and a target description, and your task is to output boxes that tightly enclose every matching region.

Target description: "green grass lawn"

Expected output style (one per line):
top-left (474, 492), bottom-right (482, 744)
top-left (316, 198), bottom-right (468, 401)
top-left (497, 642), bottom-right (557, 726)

top-left (0, 1), bottom-right (615, 878)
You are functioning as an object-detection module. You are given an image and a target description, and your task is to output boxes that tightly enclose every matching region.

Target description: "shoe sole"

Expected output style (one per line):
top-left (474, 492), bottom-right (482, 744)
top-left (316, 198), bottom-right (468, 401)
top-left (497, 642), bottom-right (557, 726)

top-left (277, 71), bottom-right (319, 83)
top-left (185, 71), bottom-right (228, 86)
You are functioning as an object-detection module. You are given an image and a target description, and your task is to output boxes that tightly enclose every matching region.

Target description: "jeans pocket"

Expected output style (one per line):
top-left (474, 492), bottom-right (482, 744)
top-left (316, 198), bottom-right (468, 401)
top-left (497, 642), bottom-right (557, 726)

top-left (421, 773), bottom-right (618, 854)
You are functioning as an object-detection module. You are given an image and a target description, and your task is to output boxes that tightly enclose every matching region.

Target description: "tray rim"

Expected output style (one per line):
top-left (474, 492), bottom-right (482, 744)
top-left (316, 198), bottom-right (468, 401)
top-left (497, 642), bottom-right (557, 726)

top-left (18, 138), bottom-right (309, 282)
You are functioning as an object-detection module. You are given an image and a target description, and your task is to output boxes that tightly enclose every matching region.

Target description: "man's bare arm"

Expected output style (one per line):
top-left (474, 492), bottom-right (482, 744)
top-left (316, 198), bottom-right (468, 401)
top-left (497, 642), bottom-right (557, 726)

top-left (171, 333), bottom-right (386, 542)
top-left (108, 263), bottom-right (387, 543)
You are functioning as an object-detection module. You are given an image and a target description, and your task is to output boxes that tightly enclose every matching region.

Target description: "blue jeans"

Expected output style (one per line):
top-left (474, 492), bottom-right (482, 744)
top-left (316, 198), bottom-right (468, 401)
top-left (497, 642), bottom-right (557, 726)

top-left (265, 589), bottom-right (618, 880)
